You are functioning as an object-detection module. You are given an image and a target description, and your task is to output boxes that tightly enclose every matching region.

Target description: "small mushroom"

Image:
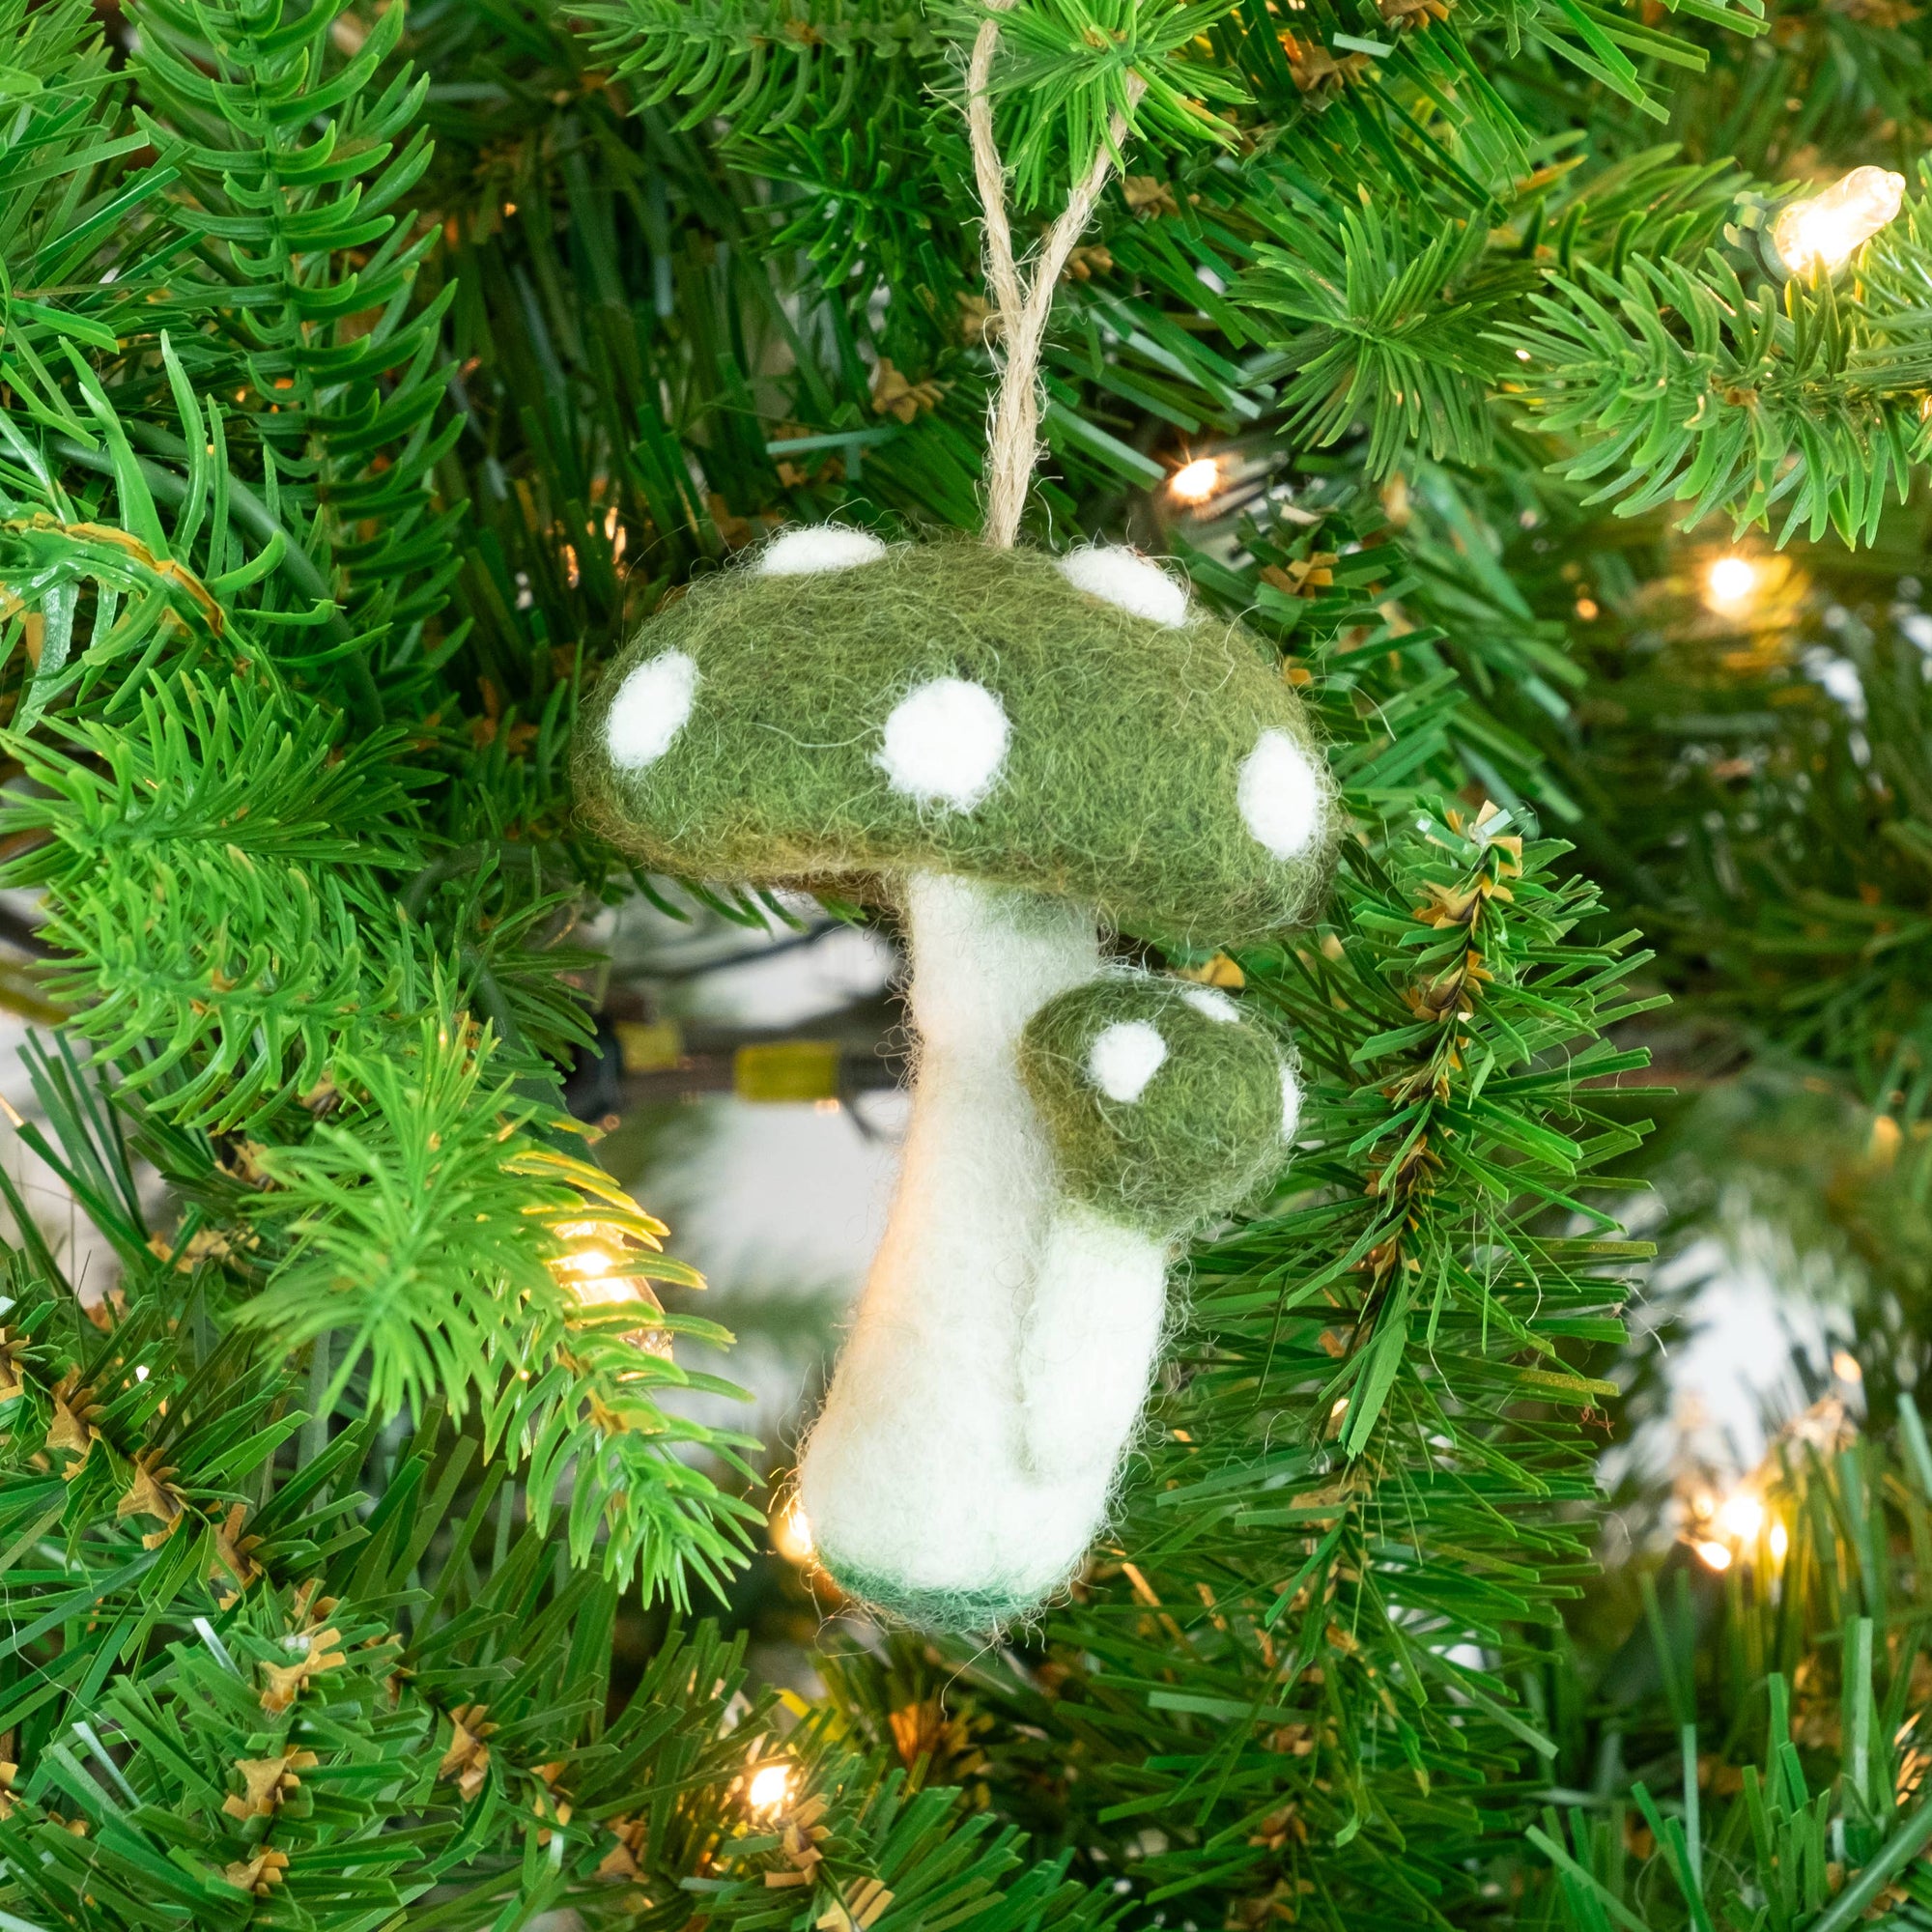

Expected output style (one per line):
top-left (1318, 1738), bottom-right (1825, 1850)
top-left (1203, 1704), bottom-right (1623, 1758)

top-left (1013, 973), bottom-right (1299, 1484)
top-left (576, 532), bottom-right (1336, 1627)
top-left (1019, 974), bottom-right (1298, 1237)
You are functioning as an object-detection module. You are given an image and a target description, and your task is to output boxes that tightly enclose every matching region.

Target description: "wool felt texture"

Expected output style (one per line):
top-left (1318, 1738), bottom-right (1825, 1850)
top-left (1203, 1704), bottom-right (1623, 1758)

top-left (574, 536), bottom-right (1337, 950)
top-left (796, 872), bottom-right (1123, 1630)
top-left (1057, 544), bottom-right (1190, 627)
top-left (761, 526), bottom-right (889, 574)
top-left (574, 530), bottom-right (1336, 1630)
top-left (1017, 1202), bottom-right (1168, 1482)
top-left (1019, 973), bottom-right (1299, 1236)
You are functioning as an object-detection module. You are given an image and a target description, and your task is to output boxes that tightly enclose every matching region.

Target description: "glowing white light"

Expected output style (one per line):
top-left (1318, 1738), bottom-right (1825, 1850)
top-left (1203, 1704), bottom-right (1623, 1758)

top-left (771, 1497), bottom-right (814, 1564)
top-left (1694, 1539), bottom-right (1734, 1573)
top-left (554, 1238), bottom-right (644, 1308)
top-left (1715, 1493), bottom-right (1765, 1543)
top-left (747, 1762), bottom-right (797, 1818)
top-left (1773, 166), bottom-right (1905, 275)
top-left (1705, 554), bottom-right (1759, 614)
top-left (1769, 1522), bottom-right (1790, 1561)
top-left (549, 1221), bottom-right (670, 1361)
top-left (1168, 457), bottom-right (1221, 505)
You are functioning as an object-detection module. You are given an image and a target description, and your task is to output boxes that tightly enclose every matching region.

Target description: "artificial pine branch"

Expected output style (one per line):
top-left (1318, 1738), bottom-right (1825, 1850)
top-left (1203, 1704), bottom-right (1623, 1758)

top-left (0, 0), bottom-right (1928, 1925)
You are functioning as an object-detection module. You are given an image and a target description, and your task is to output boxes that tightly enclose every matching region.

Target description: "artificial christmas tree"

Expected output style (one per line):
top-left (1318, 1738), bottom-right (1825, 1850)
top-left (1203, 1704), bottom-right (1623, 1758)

top-left (2, 0), bottom-right (1932, 1925)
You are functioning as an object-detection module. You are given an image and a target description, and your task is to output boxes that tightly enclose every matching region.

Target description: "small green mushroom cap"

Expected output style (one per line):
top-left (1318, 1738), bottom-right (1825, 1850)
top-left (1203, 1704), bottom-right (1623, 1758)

top-left (574, 536), bottom-right (1335, 947)
top-left (1018, 975), bottom-right (1296, 1236)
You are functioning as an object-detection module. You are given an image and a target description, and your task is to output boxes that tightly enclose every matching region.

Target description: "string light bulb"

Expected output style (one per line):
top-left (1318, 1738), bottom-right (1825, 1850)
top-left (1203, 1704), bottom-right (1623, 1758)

top-left (554, 1240), bottom-right (633, 1307)
top-left (746, 1761), bottom-right (798, 1819)
top-left (1168, 455), bottom-right (1221, 506)
top-left (771, 1492), bottom-right (814, 1564)
top-left (1714, 1492), bottom-right (1764, 1543)
top-left (1704, 553), bottom-right (1760, 616)
top-left (1772, 166), bottom-right (1905, 275)
top-left (550, 1218), bottom-right (675, 1359)
top-left (1688, 1481), bottom-right (1783, 1571)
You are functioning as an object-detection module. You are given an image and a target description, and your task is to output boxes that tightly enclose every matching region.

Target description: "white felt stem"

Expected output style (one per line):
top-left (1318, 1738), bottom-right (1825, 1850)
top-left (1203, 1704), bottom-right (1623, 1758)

top-left (802, 871), bottom-right (1167, 1611)
top-left (1018, 1204), bottom-right (1168, 1479)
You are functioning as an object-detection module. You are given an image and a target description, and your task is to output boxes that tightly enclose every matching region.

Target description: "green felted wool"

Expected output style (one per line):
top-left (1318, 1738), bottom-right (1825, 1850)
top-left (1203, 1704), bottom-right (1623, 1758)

top-left (810, 1547), bottom-right (1048, 1634)
top-left (1018, 974), bottom-right (1293, 1236)
top-left (574, 539), bottom-right (1335, 946)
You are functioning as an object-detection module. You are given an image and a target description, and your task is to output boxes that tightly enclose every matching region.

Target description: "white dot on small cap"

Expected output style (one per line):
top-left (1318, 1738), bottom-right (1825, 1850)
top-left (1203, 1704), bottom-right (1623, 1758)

top-left (1087, 1020), bottom-right (1168, 1104)
top-left (876, 677), bottom-right (1009, 810)
top-left (1181, 987), bottom-right (1240, 1024)
top-left (1238, 729), bottom-right (1323, 860)
top-left (607, 650), bottom-right (698, 771)
top-left (1058, 547), bottom-right (1189, 628)
top-left (759, 526), bottom-right (888, 576)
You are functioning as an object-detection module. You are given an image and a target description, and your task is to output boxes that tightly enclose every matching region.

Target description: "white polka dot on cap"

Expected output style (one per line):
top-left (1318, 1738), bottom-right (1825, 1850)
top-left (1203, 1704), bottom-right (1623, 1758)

top-left (1057, 546), bottom-right (1190, 628)
top-left (759, 526), bottom-right (888, 576)
top-left (607, 650), bottom-right (698, 771)
top-left (1237, 729), bottom-right (1322, 860)
top-left (1086, 1019), bottom-right (1168, 1103)
top-left (876, 677), bottom-right (1011, 810)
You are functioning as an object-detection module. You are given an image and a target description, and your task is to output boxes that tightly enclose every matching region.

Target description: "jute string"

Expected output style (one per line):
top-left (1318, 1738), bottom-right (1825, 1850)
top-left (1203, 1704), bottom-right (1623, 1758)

top-left (967, 6), bottom-right (1146, 551)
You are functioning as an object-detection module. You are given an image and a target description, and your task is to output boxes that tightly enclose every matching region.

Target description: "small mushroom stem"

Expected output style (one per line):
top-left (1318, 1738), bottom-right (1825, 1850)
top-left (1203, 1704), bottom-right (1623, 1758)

top-left (799, 871), bottom-right (1167, 1621)
top-left (1017, 1202), bottom-right (1168, 1478)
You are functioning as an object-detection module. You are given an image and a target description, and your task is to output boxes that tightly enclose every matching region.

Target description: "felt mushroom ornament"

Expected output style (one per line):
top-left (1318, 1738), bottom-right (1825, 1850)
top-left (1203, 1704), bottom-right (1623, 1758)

top-left (573, 6), bottom-right (1338, 1628)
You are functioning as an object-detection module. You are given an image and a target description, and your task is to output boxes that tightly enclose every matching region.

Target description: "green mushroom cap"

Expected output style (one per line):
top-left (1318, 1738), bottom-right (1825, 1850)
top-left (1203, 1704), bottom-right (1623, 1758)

top-left (574, 537), bottom-right (1335, 947)
top-left (1018, 974), bottom-right (1296, 1236)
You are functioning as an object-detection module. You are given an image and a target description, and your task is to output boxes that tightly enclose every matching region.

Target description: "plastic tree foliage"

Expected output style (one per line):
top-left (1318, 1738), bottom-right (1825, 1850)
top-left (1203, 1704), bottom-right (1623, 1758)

top-left (0, 0), bottom-right (1929, 1924)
